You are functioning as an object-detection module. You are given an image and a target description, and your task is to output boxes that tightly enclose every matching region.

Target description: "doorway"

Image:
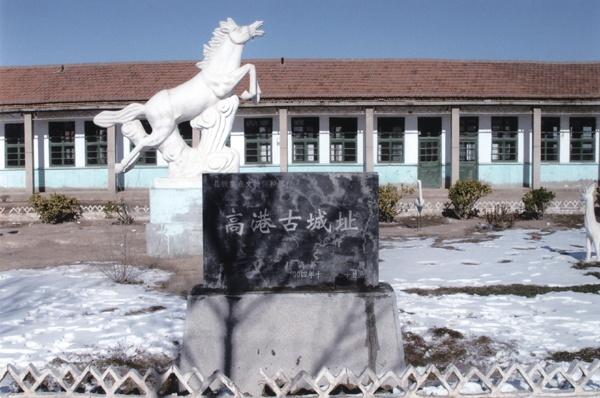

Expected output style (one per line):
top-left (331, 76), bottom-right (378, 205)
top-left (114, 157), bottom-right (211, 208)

top-left (418, 117), bottom-right (442, 188)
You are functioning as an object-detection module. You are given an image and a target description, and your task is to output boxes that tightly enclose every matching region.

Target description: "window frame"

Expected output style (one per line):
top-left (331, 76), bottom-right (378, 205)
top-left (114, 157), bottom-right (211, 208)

top-left (329, 117), bottom-right (357, 163)
top-left (491, 116), bottom-right (518, 162)
top-left (570, 117), bottom-right (596, 162)
top-left (377, 117), bottom-right (405, 163)
top-left (48, 121), bottom-right (76, 167)
top-left (541, 117), bottom-right (560, 163)
top-left (244, 118), bottom-right (273, 164)
top-left (4, 123), bottom-right (25, 168)
top-left (84, 121), bottom-right (108, 166)
top-left (291, 117), bottom-right (319, 163)
top-left (459, 117), bottom-right (478, 163)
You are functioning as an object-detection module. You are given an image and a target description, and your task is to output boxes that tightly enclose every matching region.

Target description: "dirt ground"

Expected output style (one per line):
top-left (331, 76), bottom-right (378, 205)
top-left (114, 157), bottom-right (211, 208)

top-left (0, 213), bottom-right (585, 297)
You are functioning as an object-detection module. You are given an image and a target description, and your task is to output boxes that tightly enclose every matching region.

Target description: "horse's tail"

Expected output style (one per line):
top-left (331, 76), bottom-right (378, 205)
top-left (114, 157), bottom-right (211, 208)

top-left (93, 103), bottom-right (146, 128)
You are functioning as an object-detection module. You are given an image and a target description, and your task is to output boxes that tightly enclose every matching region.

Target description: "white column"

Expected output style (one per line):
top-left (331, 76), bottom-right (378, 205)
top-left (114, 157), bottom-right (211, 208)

top-left (279, 108), bottom-right (288, 172)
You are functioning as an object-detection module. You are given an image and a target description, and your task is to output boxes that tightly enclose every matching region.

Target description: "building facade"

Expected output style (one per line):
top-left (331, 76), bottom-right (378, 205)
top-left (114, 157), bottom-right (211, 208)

top-left (1, 59), bottom-right (599, 192)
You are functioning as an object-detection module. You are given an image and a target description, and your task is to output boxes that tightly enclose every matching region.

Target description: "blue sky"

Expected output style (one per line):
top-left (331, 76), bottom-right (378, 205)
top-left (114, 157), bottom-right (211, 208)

top-left (1, 0), bottom-right (599, 66)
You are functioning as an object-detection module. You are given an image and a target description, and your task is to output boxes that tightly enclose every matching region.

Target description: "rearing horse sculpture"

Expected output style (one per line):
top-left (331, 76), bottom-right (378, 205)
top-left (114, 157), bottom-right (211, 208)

top-left (94, 18), bottom-right (264, 174)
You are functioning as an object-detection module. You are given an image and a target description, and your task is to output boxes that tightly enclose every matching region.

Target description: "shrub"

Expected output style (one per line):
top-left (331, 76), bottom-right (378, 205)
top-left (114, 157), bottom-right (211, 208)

top-left (445, 179), bottom-right (492, 219)
top-left (483, 203), bottom-right (516, 230)
top-left (28, 193), bottom-right (82, 224)
top-left (104, 200), bottom-right (134, 225)
top-left (521, 187), bottom-right (556, 220)
top-left (379, 183), bottom-right (414, 222)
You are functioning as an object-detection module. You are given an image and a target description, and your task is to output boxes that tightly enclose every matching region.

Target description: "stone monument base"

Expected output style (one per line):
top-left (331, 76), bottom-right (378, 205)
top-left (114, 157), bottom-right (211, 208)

top-left (180, 283), bottom-right (405, 396)
top-left (146, 178), bottom-right (203, 258)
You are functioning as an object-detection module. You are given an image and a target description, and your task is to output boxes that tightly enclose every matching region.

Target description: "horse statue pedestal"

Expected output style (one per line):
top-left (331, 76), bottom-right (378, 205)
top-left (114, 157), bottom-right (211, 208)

top-left (146, 178), bottom-right (204, 258)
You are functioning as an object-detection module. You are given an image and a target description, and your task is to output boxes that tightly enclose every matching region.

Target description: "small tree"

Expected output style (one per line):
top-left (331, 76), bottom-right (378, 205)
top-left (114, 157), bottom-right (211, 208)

top-left (104, 200), bottom-right (134, 225)
top-left (445, 179), bottom-right (492, 219)
top-left (29, 193), bottom-right (82, 224)
top-left (379, 183), bottom-right (414, 222)
top-left (521, 187), bottom-right (556, 220)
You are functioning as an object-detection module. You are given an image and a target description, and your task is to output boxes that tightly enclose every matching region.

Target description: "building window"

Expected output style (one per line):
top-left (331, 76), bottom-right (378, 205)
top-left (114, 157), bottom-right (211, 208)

top-left (179, 122), bottom-right (193, 147)
top-left (330, 117), bottom-right (357, 163)
top-left (130, 121), bottom-right (157, 165)
top-left (5, 123), bottom-right (25, 168)
top-left (245, 118), bottom-right (272, 164)
top-left (377, 117), bottom-right (404, 163)
top-left (292, 117), bottom-right (319, 163)
top-left (49, 121), bottom-right (75, 167)
top-left (85, 121), bottom-right (107, 166)
top-left (491, 117), bottom-right (518, 162)
top-left (541, 117), bottom-right (560, 162)
top-left (459, 117), bottom-right (478, 162)
top-left (570, 117), bottom-right (596, 162)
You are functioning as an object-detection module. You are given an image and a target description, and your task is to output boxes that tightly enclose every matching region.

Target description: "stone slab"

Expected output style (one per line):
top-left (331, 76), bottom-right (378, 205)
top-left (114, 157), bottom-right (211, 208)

top-left (180, 283), bottom-right (405, 396)
top-left (202, 172), bottom-right (379, 291)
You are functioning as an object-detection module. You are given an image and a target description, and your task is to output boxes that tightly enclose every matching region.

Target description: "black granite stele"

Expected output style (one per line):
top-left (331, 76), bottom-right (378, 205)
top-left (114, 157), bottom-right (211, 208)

top-left (202, 172), bottom-right (379, 291)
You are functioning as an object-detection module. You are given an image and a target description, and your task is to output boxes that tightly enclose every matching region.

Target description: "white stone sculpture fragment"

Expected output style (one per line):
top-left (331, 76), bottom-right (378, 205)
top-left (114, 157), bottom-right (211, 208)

top-left (413, 178), bottom-right (425, 229)
top-left (580, 183), bottom-right (600, 262)
top-left (93, 18), bottom-right (264, 176)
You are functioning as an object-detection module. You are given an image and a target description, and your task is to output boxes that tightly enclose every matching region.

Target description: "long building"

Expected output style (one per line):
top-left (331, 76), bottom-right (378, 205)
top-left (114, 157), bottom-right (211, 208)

top-left (1, 59), bottom-right (599, 192)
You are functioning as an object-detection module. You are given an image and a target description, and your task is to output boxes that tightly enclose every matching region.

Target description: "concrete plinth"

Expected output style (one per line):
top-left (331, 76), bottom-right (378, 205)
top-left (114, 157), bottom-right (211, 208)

top-left (146, 178), bottom-right (203, 258)
top-left (180, 283), bottom-right (405, 396)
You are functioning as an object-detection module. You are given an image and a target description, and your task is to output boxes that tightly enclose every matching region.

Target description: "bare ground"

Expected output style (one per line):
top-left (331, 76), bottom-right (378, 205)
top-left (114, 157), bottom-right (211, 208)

top-left (0, 220), bottom-right (202, 297)
top-left (0, 213), bottom-right (584, 296)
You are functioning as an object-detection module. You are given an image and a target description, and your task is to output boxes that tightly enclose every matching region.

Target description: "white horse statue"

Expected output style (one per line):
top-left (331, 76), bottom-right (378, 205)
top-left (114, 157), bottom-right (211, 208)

top-left (94, 18), bottom-right (264, 174)
top-left (580, 183), bottom-right (600, 262)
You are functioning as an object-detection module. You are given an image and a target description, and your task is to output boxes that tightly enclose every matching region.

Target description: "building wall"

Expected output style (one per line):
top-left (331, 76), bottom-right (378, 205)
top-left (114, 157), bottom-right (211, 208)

top-left (0, 110), bottom-right (598, 190)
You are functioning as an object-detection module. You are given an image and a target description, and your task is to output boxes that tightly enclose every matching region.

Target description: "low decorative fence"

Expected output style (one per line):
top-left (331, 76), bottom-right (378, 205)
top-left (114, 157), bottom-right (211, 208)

top-left (0, 205), bottom-right (150, 220)
top-left (2, 361), bottom-right (600, 398)
top-left (0, 201), bottom-right (585, 221)
top-left (397, 200), bottom-right (585, 217)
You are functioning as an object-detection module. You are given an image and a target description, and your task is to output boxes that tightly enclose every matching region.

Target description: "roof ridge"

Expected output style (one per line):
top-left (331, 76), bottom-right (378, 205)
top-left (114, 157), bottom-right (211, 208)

top-left (3, 58), bottom-right (600, 70)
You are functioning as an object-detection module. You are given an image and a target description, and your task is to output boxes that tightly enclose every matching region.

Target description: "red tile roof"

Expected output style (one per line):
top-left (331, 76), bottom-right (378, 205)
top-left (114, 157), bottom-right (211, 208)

top-left (1, 59), bottom-right (599, 110)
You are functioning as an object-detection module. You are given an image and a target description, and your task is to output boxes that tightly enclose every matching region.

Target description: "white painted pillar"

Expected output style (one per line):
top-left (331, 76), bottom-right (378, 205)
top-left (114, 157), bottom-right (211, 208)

top-left (24, 113), bottom-right (35, 194)
top-left (364, 108), bottom-right (374, 172)
top-left (532, 108), bottom-right (541, 189)
top-left (451, 108), bottom-right (460, 185)
top-left (279, 108), bottom-right (288, 172)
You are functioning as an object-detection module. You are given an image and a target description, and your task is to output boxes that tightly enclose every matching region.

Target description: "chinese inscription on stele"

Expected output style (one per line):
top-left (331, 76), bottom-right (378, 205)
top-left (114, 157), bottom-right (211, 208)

top-left (203, 173), bottom-right (379, 291)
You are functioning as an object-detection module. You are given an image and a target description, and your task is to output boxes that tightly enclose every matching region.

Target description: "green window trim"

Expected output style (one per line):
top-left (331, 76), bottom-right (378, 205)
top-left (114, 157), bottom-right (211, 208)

top-left (330, 117), bottom-right (357, 163)
top-left (570, 117), bottom-right (596, 162)
top-left (292, 117), bottom-right (319, 163)
top-left (245, 118), bottom-right (272, 164)
top-left (49, 121), bottom-right (75, 167)
top-left (491, 117), bottom-right (518, 162)
top-left (541, 117), bottom-right (560, 163)
top-left (377, 117), bottom-right (404, 163)
top-left (84, 121), bottom-right (107, 166)
top-left (5, 123), bottom-right (25, 168)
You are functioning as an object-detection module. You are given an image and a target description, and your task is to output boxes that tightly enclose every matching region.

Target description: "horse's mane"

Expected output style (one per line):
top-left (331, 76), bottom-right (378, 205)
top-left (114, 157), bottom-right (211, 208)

top-left (196, 19), bottom-right (237, 70)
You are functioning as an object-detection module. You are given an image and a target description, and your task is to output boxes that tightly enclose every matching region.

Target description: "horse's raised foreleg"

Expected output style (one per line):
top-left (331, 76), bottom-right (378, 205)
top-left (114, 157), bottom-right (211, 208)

top-left (237, 64), bottom-right (261, 104)
top-left (116, 121), bottom-right (176, 174)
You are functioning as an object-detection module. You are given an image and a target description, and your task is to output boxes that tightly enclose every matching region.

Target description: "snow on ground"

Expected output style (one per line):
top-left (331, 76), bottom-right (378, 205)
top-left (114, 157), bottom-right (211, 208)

top-left (380, 228), bottom-right (600, 362)
top-left (0, 227), bottom-right (599, 370)
top-left (0, 265), bottom-right (186, 368)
